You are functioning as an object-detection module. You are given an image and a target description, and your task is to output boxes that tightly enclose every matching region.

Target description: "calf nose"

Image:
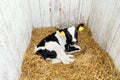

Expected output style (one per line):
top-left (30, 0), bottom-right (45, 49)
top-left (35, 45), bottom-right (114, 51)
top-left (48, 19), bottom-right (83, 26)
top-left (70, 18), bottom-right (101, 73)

top-left (72, 39), bottom-right (77, 43)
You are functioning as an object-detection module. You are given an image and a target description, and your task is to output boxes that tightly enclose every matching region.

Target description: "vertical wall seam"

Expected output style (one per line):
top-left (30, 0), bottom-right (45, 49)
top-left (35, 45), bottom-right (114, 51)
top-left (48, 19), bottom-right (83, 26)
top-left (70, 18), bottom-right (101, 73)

top-left (79, 0), bottom-right (83, 23)
top-left (59, 1), bottom-right (61, 27)
top-left (114, 48), bottom-right (120, 61)
top-left (108, 26), bottom-right (120, 57)
top-left (49, 0), bottom-right (53, 27)
top-left (77, 0), bottom-right (81, 24)
top-left (68, 0), bottom-right (71, 26)
top-left (101, 0), bottom-right (118, 47)
top-left (39, 0), bottom-right (42, 27)
top-left (114, 24), bottom-right (120, 60)
top-left (87, 0), bottom-right (93, 25)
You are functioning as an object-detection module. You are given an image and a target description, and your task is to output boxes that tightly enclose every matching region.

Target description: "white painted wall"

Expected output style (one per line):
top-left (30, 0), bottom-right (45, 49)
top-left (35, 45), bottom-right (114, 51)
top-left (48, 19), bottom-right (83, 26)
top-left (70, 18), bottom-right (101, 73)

top-left (30, 0), bottom-right (91, 28)
top-left (88, 0), bottom-right (120, 69)
top-left (0, 0), bottom-right (120, 80)
top-left (0, 0), bottom-right (32, 80)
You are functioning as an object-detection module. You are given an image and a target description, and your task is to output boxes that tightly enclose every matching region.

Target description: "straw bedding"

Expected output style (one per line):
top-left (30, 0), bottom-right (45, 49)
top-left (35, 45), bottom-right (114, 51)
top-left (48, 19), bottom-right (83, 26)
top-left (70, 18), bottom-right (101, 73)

top-left (19, 26), bottom-right (120, 80)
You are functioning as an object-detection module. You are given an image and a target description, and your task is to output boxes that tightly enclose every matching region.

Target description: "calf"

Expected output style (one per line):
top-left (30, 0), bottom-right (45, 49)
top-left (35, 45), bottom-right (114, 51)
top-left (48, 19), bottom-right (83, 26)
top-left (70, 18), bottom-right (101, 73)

top-left (34, 23), bottom-right (84, 64)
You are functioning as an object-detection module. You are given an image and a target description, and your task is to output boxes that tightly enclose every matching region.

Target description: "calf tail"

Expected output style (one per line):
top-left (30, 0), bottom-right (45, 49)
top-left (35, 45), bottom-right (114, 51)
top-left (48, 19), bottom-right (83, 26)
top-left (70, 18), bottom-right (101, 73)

top-left (34, 46), bottom-right (45, 53)
top-left (34, 46), bottom-right (37, 53)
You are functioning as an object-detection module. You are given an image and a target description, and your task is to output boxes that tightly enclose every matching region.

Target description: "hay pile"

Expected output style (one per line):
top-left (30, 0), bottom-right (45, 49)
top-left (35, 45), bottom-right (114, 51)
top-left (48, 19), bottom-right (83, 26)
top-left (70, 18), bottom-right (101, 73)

top-left (19, 26), bottom-right (120, 80)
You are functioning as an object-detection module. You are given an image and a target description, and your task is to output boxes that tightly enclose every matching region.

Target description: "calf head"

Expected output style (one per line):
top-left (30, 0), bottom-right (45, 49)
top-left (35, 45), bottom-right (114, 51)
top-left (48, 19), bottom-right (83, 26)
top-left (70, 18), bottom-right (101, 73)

top-left (59, 23), bottom-right (84, 45)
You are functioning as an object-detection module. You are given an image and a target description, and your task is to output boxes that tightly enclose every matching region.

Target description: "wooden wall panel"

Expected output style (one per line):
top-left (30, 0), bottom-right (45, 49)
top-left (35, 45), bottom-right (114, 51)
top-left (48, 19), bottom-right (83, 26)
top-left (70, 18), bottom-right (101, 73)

top-left (69, 0), bottom-right (79, 25)
top-left (40, 0), bottom-right (51, 27)
top-left (59, 0), bottom-right (71, 27)
top-left (111, 27), bottom-right (120, 68)
top-left (0, 0), bottom-right (120, 80)
top-left (30, 0), bottom-right (42, 27)
top-left (88, 0), bottom-right (120, 69)
top-left (80, 0), bottom-right (92, 23)
top-left (49, 0), bottom-right (60, 27)
top-left (0, 0), bottom-right (32, 80)
top-left (30, 0), bottom-right (93, 28)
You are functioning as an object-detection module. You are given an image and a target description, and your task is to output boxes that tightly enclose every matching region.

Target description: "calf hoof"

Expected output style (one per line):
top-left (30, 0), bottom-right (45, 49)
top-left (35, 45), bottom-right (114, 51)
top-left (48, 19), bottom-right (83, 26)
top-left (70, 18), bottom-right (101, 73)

top-left (62, 58), bottom-right (75, 64)
top-left (46, 58), bottom-right (51, 60)
top-left (74, 45), bottom-right (81, 51)
top-left (52, 58), bottom-right (61, 64)
top-left (67, 54), bottom-right (74, 58)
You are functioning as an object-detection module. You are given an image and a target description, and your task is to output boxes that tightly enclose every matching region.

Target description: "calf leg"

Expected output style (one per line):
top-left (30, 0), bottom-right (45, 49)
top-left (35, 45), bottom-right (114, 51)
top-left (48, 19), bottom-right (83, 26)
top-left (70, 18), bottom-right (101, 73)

top-left (45, 42), bottom-right (75, 64)
top-left (52, 58), bottom-right (61, 64)
top-left (51, 54), bottom-right (74, 64)
top-left (65, 44), bottom-right (81, 54)
top-left (35, 42), bottom-right (75, 64)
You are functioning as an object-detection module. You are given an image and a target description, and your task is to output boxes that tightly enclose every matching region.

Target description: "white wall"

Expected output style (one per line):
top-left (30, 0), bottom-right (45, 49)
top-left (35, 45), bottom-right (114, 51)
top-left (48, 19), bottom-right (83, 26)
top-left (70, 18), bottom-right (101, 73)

top-left (0, 0), bottom-right (32, 80)
top-left (30, 0), bottom-right (92, 28)
top-left (88, 0), bottom-right (120, 69)
top-left (0, 0), bottom-right (120, 80)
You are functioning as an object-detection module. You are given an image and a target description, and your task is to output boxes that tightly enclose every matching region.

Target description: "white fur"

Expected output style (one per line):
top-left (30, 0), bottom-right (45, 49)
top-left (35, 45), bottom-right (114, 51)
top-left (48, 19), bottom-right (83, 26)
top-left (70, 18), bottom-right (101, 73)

top-left (34, 46), bottom-right (37, 53)
top-left (68, 26), bottom-right (77, 42)
top-left (55, 31), bottom-right (66, 50)
top-left (35, 41), bottom-right (74, 64)
top-left (52, 58), bottom-right (61, 64)
top-left (34, 46), bottom-right (45, 53)
top-left (35, 26), bottom-right (81, 64)
top-left (44, 41), bottom-right (74, 64)
top-left (67, 54), bottom-right (74, 58)
top-left (46, 58), bottom-right (51, 60)
top-left (52, 54), bottom-right (74, 64)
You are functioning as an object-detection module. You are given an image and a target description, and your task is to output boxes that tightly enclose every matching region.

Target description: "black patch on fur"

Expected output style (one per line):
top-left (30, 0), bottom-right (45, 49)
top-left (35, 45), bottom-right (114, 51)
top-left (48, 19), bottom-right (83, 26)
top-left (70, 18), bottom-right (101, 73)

top-left (36, 49), bottom-right (57, 59)
top-left (36, 32), bottom-right (59, 59)
top-left (37, 32), bottom-right (59, 47)
top-left (36, 25), bottom-right (82, 60)
top-left (58, 28), bottom-right (75, 45)
top-left (65, 28), bottom-right (78, 45)
top-left (65, 44), bottom-right (79, 52)
top-left (74, 29), bottom-right (78, 43)
top-left (65, 30), bottom-right (74, 45)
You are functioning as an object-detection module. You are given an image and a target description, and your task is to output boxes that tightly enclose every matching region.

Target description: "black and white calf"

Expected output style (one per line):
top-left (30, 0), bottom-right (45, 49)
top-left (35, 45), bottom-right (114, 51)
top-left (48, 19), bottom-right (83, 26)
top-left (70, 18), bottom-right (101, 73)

top-left (34, 23), bottom-right (84, 64)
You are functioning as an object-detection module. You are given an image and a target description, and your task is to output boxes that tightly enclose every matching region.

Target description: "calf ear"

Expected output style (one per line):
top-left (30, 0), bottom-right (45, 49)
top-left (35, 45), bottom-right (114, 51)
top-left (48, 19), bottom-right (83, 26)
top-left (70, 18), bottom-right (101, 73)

top-left (59, 29), bottom-right (66, 37)
top-left (77, 23), bottom-right (84, 31)
top-left (60, 31), bottom-right (65, 36)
